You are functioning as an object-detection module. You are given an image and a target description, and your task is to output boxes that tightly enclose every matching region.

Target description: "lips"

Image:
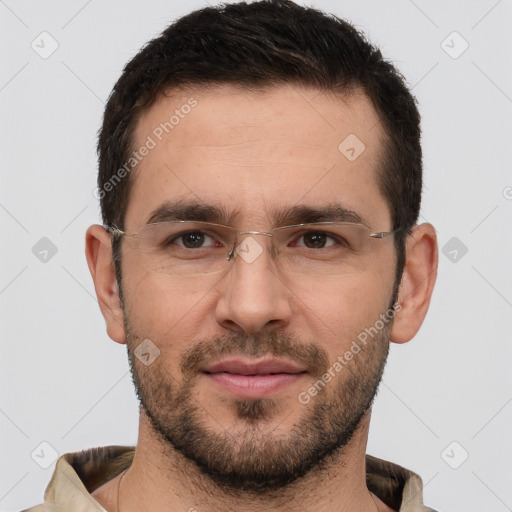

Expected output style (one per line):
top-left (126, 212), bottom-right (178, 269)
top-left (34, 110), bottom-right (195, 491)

top-left (204, 358), bottom-right (306, 376)
top-left (203, 357), bottom-right (307, 399)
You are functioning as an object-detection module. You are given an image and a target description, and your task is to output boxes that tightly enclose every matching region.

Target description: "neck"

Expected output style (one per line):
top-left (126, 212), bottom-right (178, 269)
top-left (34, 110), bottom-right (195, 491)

top-left (99, 410), bottom-right (393, 512)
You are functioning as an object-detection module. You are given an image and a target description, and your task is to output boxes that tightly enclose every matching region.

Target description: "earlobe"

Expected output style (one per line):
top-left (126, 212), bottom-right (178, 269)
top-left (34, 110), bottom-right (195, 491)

top-left (85, 224), bottom-right (127, 345)
top-left (390, 223), bottom-right (438, 344)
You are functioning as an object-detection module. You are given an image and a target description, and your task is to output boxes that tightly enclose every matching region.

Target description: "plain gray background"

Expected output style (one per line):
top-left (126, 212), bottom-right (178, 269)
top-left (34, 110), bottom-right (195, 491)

top-left (1, 1), bottom-right (511, 510)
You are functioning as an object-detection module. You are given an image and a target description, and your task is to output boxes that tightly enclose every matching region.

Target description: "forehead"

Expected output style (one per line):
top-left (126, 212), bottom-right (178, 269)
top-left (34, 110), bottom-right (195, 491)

top-left (125, 84), bottom-right (390, 229)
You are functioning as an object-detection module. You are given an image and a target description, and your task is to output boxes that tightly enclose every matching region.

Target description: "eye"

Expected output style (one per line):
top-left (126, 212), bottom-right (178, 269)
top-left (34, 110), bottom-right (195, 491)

top-left (295, 231), bottom-right (339, 249)
top-left (170, 231), bottom-right (220, 249)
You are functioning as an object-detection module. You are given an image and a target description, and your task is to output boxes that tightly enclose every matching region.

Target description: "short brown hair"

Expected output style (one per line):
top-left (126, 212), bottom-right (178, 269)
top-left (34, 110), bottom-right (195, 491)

top-left (97, 0), bottom-right (422, 290)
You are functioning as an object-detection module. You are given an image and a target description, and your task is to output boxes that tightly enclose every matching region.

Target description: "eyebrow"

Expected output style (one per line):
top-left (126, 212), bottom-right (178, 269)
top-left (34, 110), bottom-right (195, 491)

top-left (273, 203), bottom-right (367, 227)
top-left (145, 200), bottom-right (367, 227)
top-left (146, 200), bottom-right (234, 225)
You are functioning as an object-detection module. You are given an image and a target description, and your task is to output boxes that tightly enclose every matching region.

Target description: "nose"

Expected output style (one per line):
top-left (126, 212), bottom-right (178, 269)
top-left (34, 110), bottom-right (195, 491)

top-left (214, 234), bottom-right (293, 335)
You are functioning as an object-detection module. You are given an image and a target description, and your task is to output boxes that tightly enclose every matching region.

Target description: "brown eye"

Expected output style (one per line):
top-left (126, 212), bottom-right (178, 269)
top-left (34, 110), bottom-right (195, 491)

top-left (302, 232), bottom-right (328, 249)
top-left (180, 232), bottom-right (206, 248)
top-left (168, 231), bottom-right (212, 249)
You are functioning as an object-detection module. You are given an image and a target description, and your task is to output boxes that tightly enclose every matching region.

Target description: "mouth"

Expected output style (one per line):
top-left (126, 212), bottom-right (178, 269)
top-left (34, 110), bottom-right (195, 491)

top-left (203, 357), bottom-right (308, 399)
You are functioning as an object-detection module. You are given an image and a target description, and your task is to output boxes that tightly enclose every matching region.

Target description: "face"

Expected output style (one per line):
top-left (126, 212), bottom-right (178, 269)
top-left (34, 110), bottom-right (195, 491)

top-left (117, 84), bottom-right (398, 491)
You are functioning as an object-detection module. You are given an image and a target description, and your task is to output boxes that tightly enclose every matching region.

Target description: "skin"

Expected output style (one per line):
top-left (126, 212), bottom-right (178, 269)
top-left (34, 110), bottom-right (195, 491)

top-left (86, 84), bottom-right (438, 512)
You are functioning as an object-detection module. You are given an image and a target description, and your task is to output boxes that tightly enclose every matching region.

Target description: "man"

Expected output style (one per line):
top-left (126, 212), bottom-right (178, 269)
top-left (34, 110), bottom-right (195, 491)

top-left (25, 1), bottom-right (438, 510)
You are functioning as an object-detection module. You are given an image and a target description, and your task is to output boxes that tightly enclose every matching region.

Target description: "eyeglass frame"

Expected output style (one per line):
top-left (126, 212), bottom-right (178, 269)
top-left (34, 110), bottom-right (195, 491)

top-left (107, 219), bottom-right (398, 265)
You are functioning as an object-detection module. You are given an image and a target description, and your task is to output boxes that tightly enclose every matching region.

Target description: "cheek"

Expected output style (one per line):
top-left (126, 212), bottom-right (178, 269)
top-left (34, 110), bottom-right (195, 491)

top-left (121, 266), bottom-right (211, 349)
top-left (291, 270), bottom-right (394, 358)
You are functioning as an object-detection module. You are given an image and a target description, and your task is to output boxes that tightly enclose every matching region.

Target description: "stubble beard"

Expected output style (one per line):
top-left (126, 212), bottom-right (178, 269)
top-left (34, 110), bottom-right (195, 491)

top-left (124, 317), bottom-right (391, 494)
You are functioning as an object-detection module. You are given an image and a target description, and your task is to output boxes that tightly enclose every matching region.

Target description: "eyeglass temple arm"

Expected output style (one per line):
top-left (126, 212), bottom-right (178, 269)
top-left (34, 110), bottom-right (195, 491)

top-left (370, 231), bottom-right (394, 239)
top-left (107, 226), bottom-right (128, 238)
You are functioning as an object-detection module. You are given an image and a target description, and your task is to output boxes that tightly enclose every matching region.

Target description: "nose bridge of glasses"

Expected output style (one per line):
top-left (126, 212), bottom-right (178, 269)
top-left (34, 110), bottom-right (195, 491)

top-left (226, 229), bottom-right (276, 264)
top-left (237, 229), bottom-right (273, 238)
top-left (233, 229), bottom-right (274, 254)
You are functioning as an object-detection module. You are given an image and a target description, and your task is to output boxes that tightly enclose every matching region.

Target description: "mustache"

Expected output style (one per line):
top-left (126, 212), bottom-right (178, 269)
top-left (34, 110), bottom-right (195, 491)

top-left (180, 330), bottom-right (330, 378)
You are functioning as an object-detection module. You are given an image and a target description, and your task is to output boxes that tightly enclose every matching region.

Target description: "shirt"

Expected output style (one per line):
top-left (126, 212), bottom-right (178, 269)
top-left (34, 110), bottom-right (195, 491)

top-left (22, 446), bottom-right (438, 512)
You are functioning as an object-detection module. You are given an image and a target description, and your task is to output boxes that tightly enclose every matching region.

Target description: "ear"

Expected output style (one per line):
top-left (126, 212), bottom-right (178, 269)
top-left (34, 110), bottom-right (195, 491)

top-left (85, 224), bottom-right (127, 345)
top-left (390, 223), bottom-right (438, 344)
